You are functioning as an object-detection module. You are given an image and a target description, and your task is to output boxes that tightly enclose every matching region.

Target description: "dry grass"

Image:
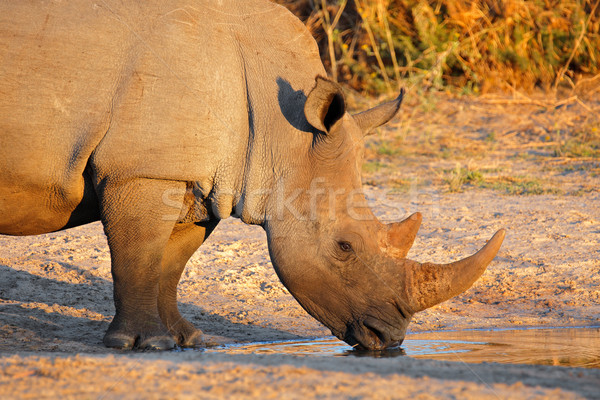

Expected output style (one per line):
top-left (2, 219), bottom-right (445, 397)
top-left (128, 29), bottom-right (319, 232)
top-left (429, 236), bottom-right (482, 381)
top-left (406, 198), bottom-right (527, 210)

top-left (443, 164), bottom-right (563, 194)
top-left (275, 0), bottom-right (600, 95)
top-left (358, 88), bottom-right (600, 195)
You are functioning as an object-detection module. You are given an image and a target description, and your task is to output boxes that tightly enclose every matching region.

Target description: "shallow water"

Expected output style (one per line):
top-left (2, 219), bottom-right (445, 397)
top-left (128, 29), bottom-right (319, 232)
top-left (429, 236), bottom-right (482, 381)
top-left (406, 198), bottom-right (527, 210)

top-left (207, 327), bottom-right (600, 368)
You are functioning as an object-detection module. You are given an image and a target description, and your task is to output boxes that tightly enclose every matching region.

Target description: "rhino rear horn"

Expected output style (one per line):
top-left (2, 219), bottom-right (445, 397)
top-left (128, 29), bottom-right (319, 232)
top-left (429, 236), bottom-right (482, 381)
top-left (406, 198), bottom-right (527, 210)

top-left (304, 76), bottom-right (346, 133)
top-left (405, 229), bottom-right (505, 312)
top-left (382, 212), bottom-right (422, 259)
top-left (353, 88), bottom-right (405, 135)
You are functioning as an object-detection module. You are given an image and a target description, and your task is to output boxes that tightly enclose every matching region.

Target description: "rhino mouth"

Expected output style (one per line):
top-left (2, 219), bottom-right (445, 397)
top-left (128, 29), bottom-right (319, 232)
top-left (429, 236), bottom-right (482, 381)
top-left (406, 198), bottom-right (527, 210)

top-left (343, 317), bottom-right (405, 351)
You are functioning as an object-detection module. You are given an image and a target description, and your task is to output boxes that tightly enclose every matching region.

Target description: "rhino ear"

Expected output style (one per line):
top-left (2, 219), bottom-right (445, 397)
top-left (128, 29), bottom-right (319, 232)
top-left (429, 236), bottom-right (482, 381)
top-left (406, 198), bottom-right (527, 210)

top-left (304, 76), bottom-right (346, 133)
top-left (353, 88), bottom-right (405, 136)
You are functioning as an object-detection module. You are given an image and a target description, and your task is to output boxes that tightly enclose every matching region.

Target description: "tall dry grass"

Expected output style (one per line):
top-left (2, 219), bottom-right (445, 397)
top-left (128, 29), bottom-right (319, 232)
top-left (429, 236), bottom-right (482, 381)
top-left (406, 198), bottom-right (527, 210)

top-left (274, 0), bottom-right (600, 94)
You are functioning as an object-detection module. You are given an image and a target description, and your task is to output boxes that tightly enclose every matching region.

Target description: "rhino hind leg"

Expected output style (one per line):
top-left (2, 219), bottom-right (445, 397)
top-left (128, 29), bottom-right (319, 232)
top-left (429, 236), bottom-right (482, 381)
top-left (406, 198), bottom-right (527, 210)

top-left (158, 220), bottom-right (219, 347)
top-left (98, 178), bottom-right (188, 350)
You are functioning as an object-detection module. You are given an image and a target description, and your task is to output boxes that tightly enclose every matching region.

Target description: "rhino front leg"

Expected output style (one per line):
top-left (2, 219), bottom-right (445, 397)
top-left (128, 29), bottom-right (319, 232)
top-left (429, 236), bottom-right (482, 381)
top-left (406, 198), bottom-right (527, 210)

top-left (158, 220), bottom-right (219, 347)
top-left (98, 178), bottom-right (186, 350)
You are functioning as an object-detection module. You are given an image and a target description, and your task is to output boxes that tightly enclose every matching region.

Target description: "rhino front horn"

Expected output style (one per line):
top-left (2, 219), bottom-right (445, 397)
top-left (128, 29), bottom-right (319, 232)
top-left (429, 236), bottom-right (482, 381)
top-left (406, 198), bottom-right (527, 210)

top-left (405, 229), bottom-right (506, 313)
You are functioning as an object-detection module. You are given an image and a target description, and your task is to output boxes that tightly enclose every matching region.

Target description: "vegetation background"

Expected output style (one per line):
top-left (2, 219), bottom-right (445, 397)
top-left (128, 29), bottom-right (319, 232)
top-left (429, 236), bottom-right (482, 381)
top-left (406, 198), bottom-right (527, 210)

top-left (274, 0), bottom-right (600, 95)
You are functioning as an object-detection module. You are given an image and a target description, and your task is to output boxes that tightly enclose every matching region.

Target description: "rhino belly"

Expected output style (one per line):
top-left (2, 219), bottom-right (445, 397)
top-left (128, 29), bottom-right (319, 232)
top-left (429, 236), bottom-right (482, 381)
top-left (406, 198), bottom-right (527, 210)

top-left (0, 165), bottom-right (100, 236)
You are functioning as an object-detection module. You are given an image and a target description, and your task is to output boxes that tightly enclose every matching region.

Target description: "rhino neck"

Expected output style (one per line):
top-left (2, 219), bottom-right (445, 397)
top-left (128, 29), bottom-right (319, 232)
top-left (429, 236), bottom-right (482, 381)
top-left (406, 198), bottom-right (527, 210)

top-left (203, 86), bottom-right (315, 227)
top-left (231, 99), bottom-right (315, 227)
top-left (228, 34), bottom-right (325, 226)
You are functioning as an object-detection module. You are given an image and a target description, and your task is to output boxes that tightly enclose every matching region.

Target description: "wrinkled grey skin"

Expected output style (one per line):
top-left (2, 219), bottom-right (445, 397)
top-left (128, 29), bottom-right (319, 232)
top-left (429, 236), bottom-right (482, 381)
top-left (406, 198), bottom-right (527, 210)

top-left (0, 0), bottom-right (504, 350)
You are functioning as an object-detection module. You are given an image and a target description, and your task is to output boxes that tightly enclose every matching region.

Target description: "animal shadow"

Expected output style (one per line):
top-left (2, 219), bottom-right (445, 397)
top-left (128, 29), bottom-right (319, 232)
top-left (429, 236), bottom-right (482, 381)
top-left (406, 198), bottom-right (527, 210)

top-left (0, 262), bottom-right (302, 353)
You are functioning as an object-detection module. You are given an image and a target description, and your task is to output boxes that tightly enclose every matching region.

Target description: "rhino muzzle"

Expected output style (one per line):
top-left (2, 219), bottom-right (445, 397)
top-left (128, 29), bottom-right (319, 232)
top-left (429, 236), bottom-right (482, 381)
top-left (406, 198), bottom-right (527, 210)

top-left (342, 315), bottom-right (410, 351)
top-left (343, 227), bottom-right (505, 351)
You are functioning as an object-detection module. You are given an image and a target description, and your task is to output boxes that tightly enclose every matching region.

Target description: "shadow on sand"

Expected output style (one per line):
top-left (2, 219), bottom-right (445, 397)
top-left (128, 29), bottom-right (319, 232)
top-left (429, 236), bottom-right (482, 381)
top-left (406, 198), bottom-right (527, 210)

top-left (0, 263), bottom-right (303, 353)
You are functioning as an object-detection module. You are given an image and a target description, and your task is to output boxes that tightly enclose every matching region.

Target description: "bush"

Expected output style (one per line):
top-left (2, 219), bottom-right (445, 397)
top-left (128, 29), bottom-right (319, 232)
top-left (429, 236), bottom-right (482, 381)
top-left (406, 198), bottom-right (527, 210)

top-left (274, 0), bottom-right (600, 94)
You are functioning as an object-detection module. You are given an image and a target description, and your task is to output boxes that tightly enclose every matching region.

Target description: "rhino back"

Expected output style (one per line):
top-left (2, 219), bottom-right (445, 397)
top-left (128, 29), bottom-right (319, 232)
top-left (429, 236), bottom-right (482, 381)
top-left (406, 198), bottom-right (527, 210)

top-left (0, 1), bottom-right (138, 234)
top-left (90, 0), bottom-right (325, 219)
top-left (0, 0), bottom-right (325, 233)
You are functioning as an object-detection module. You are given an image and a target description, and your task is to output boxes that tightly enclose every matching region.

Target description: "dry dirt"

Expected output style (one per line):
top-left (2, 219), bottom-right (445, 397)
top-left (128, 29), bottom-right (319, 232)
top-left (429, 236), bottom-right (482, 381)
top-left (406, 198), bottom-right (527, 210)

top-left (1, 91), bottom-right (599, 398)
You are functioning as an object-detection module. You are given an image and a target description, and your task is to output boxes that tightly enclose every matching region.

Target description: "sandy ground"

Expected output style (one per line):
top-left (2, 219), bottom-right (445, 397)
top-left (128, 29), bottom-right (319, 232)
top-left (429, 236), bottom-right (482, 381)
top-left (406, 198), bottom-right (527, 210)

top-left (1, 91), bottom-right (599, 398)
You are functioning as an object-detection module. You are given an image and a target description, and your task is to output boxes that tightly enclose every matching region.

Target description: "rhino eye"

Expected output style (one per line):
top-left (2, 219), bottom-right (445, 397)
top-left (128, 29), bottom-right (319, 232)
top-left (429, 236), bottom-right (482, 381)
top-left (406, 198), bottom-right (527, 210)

top-left (338, 241), bottom-right (353, 252)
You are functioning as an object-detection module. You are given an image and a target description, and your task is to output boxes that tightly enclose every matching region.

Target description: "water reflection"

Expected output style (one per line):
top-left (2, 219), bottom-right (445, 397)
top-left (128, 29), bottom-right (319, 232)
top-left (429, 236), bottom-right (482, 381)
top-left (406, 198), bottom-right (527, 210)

top-left (410, 326), bottom-right (600, 368)
top-left (346, 346), bottom-right (406, 358)
top-left (206, 327), bottom-right (600, 368)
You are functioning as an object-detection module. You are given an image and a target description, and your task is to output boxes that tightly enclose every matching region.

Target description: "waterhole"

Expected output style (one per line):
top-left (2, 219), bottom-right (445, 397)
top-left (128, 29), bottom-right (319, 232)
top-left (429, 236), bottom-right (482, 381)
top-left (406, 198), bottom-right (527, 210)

top-left (206, 327), bottom-right (600, 368)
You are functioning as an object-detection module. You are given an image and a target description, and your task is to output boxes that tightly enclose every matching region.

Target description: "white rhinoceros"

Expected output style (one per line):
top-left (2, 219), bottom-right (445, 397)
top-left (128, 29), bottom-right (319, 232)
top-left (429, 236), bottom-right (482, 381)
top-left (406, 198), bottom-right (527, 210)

top-left (0, 0), bottom-right (504, 350)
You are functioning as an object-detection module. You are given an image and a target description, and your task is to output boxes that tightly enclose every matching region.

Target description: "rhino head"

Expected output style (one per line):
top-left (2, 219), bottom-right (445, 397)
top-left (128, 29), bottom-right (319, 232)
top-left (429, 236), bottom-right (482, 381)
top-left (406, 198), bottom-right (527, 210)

top-left (263, 77), bottom-right (505, 350)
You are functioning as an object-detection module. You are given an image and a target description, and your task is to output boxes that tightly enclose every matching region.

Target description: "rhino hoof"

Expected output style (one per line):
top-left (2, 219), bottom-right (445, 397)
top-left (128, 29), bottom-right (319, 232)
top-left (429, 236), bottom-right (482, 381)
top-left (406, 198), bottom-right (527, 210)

top-left (180, 330), bottom-right (204, 348)
top-left (103, 332), bottom-right (137, 350)
top-left (103, 332), bottom-right (176, 351)
top-left (138, 335), bottom-right (177, 351)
